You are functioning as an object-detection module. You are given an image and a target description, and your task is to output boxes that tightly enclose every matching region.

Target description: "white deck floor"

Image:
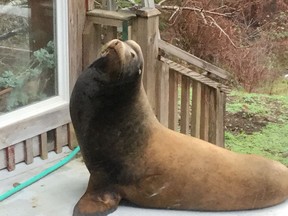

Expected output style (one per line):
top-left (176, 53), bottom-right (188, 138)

top-left (1, 148), bottom-right (288, 216)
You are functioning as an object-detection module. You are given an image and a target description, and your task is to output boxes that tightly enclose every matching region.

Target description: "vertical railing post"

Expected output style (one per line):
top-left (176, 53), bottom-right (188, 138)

top-left (208, 88), bottom-right (217, 144)
top-left (168, 69), bottom-right (179, 131)
top-left (200, 85), bottom-right (210, 141)
top-left (191, 81), bottom-right (202, 138)
top-left (69, 0), bottom-right (86, 92)
top-left (156, 60), bottom-right (169, 127)
top-left (131, 8), bottom-right (161, 113)
top-left (216, 90), bottom-right (226, 147)
top-left (180, 76), bottom-right (191, 134)
top-left (86, 0), bottom-right (94, 11)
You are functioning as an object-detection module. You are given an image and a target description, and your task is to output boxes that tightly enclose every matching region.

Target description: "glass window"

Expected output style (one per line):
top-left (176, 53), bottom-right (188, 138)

top-left (0, 0), bottom-right (57, 114)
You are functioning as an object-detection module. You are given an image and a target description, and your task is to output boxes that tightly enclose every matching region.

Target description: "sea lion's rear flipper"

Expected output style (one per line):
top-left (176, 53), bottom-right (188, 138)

top-left (73, 190), bottom-right (121, 216)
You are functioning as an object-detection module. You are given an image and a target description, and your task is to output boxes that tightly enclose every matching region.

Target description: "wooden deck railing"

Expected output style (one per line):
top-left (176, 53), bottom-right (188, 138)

top-left (155, 40), bottom-right (230, 147)
top-left (0, 124), bottom-right (75, 171)
top-left (82, 8), bottom-right (230, 147)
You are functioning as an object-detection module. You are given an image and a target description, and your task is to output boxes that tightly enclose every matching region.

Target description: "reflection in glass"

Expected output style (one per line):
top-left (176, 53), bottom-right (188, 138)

top-left (0, 0), bottom-right (57, 114)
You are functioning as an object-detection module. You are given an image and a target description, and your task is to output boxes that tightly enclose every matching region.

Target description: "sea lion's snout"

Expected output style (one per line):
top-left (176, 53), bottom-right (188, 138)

top-left (101, 39), bottom-right (144, 80)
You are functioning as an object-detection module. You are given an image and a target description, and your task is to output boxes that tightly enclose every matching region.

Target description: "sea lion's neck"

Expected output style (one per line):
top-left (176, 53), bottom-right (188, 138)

top-left (81, 77), bottom-right (157, 173)
top-left (90, 81), bottom-right (155, 140)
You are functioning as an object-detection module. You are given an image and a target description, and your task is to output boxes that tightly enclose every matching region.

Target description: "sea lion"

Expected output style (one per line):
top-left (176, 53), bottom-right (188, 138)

top-left (70, 39), bottom-right (288, 216)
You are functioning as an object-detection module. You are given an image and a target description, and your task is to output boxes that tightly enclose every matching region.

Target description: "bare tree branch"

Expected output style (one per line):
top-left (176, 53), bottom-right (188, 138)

top-left (200, 10), bottom-right (208, 25)
top-left (169, 7), bottom-right (180, 22)
top-left (206, 16), bottom-right (238, 48)
top-left (156, 5), bottom-right (233, 17)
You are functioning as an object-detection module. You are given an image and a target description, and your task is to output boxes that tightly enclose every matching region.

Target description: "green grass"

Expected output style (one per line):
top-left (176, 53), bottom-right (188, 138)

top-left (226, 124), bottom-right (288, 166)
top-left (225, 90), bottom-right (288, 166)
top-left (227, 90), bottom-right (288, 116)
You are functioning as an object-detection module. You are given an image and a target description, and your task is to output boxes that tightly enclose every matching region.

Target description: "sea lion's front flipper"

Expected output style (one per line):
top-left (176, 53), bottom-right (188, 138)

top-left (73, 190), bottom-right (121, 216)
top-left (73, 175), bottom-right (121, 216)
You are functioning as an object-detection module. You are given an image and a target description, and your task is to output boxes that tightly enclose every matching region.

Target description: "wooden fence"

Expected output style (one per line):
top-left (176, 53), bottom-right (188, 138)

top-left (82, 8), bottom-right (230, 147)
top-left (0, 124), bottom-right (75, 171)
top-left (156, 40), bottom-right (230, 146)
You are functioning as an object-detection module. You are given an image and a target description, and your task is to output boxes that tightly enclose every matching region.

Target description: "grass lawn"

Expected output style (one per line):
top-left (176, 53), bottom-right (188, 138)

top-left (225, 90), bottom-right (288, 166)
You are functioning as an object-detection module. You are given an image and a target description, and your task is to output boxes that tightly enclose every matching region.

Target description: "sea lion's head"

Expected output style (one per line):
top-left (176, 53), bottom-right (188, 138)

top-left (96, 39), bottom-right (144, 83)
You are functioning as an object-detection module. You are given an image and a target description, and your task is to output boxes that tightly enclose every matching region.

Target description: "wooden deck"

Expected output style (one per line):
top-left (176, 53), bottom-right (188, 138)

top-left (1, 154), bottom-right (288, 216)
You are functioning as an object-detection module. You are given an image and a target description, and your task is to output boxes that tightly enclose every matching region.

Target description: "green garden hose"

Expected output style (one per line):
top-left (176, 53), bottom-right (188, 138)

top-left (0, 146), bottom-right (80, 202)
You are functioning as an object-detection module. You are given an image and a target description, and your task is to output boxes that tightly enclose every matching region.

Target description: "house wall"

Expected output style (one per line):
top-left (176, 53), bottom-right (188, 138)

top-left (0, 0), bottom-right (86, 171)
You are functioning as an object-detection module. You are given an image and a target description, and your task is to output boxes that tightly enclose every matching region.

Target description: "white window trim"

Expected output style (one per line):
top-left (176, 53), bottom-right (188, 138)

top-left (0, 0), bottom-right (70, 149)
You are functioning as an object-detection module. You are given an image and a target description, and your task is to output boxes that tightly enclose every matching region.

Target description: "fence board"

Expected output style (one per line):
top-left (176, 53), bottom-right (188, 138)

top-left (40, 133), bottom-right (48, 159)
top-left (191, 81), bottom-right (202, 138)
top-left (158, 39), bottom-right (229, 80)
top-left (216, 90), bottom-right (226, 147)
top-left (168, 69), bottom-right (179, 130)
top-left (161, 57), bottom-right (230, 94)
top-left (15, 142), bottom-right (24, 164)
top-left (87, 9), bottom-right (135, 22)
top-left (55, 125), bottom-right (68, 154)
top-left (86, 0), bottom-right (94, 11)
top-left (155, 60), bottom-right (169, 127)
top-left (208, 88), bottom-right (217, 144)
top-left (69, 0), bottom-right (86, 92)
top-left (82, 21), bottom-right (100, 68)
top-left (6, 146), bottom-right (15, 171)
top-left (200, 85), bottom-right (210, 141)
top-left (25, 138), bottom-right (34, 165)
top-left (180, 76), bottom-right (191, 134)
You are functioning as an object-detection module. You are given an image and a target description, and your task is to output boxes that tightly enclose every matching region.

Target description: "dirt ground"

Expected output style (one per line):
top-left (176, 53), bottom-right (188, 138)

top-left (225, 95), bottom-right (286, 135)
top-left (225, 111), bottom-right (277, 134)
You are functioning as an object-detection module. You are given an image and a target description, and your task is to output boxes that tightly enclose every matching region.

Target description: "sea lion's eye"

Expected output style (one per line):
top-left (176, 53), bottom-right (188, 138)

top-left (139, 69), bottom-right (142, 75)
top-left (131, 52), bottom-right (135, 58)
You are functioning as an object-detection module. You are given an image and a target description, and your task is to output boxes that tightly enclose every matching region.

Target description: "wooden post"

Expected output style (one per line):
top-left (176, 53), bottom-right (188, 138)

top-left (208, 88), bottom-right (217, 144)
top-left (83, 22), bottom-right (102, 69)
top-left (216, 90), bottom-right (226, 147)
top-left (55, 125), bottom-right (68, 154)
top-left (86, 0), bottom-right (94, 11)
top-left (40, 133), bottom-right (48, 159)
top-left (25, 138), bottom-right (34, 164)
top-left (191, 81), bottom-right (201, 138)
top-left (6, 146), bottom-right (15, 171)
top-left (168, 70), bottom-right (179, 131)
top-left (68, 0), bottom-right (86, 93)
top-left (131, 8), bottom-right (161, 113)
top-left (200, 85), bottom-right (210, 141)
top-left (180, 76), bottom-right (191, 134)
top-left (155, 60), bottom-right (169, 127)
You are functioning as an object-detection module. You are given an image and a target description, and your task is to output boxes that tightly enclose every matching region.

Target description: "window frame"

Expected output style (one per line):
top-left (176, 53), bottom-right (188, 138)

top-left (0, 0), bottom-right (70, 149)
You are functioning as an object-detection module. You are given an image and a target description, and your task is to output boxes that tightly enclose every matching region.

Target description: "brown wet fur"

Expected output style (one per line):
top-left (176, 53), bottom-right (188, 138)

top-left (70, 39), bottom-right (288, 215)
